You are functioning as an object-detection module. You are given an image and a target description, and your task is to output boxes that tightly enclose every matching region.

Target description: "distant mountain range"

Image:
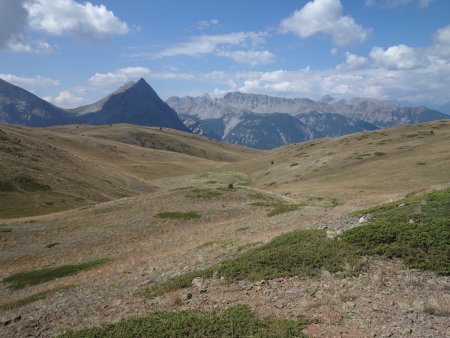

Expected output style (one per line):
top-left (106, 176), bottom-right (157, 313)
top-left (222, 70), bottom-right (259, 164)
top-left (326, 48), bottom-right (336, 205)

top-left (0, 77), bottom-right (448, 150)
top-left (167, 93), bottom-right (447, 149)
top-left (0, 78), bottom-right (188, 131)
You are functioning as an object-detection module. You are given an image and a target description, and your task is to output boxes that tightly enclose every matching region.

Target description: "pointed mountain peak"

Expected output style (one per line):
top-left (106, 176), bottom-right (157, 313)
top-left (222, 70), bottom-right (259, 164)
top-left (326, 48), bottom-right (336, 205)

top-left (135, 77), bottom-right (149, 88)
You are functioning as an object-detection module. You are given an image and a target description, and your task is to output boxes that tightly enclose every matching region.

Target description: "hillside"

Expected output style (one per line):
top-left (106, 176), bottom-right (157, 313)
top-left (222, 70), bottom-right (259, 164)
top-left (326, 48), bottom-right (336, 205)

top-left (0, 124), bottom-right (259, 219)
top-left (1, 120), bottom-right (449, 337)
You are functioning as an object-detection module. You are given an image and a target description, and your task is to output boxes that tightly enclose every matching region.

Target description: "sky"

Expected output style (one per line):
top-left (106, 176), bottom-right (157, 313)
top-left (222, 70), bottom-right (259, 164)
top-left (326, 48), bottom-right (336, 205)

top-left (0, 0), bottom-right (449, 108)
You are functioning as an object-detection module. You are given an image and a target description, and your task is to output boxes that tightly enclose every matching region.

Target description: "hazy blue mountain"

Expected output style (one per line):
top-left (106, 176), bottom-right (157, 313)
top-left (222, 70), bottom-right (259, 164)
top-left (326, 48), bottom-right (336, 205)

top-left (223, 112), bottom-right (313, 150)
top-left (0, 78), bottom-right (74, 127)
top-left (295, 111), bottom-right (378, 138)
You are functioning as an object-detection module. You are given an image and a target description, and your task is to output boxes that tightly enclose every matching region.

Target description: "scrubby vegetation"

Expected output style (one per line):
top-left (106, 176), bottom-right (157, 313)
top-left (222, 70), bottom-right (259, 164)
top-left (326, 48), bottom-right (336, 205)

top-left (186, 188), bottom-right (223, 199)
top-left (251, 193), bottom-right (300, 216)
top-left (144, 188), bottom-right (450, 300)
top-left (154, 211), bottom-right (202, 220)
top-left (0, 285), bottom-right (74, 312)
top-left (58, 304), bottom-right (309, 338)
top-left (346, 188), bottom-right (450, 275)
top-left (3, 258), bottom-right (111, 290)
top-left (143, 229), bottom-right (358, 299)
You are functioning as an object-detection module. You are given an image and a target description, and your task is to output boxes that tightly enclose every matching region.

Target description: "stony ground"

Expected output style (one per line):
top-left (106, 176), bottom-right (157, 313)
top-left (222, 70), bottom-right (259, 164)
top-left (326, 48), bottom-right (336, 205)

top-left (1, 186), bottom-right (449, 338)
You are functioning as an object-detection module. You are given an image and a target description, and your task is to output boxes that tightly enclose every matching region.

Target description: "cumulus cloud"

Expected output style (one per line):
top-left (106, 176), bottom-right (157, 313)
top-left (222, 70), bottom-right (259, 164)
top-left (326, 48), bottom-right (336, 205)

top-left (0, 73), bottom-right (60, 87)
top-left (279, 0), bottom-right (370, 46)
top-left (45, 90), bottom-right (85, 108)
top-left (369, 44), bottom-right (430, 70)
top-left (0, 0), bottom-right (129, 52)
top-left (0, 0), bottom-right (28, 49)
top-left (24, 0), bottom-right (129, 40)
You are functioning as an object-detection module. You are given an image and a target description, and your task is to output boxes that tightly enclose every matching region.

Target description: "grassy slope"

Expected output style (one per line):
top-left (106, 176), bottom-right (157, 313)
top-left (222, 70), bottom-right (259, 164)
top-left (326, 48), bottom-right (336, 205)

top-left (228, 120), bottom-right (450, 208)
top-left (0, 124), bottom-right (259, 219)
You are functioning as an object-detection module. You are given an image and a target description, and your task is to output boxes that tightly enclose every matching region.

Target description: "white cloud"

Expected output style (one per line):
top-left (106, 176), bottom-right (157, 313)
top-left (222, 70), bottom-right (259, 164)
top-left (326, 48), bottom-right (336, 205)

top-left (197, 19), bottom-right (219, 30)
top-left (337, 52), bottom-right (370, 70)
top-left (0, 73), bottom-right (60, 87)
top-left (45, 90), bottom-right (85, 108)
top-left (24, 0), bottom-right (129, 40)
top-left (0, 0), bottom-right (28, 49)
top-left (158, 31), bottom-right (267, 58)
top-left (157, 31), bottom-right (273, 65)
top-left (369, 44), bottom-right (430, 70)
top-left (89, 67), bottom-right (151, 87)
top-left (365, 0), bottom-right (434, 8)
top-left (279, 0), bottom-right (370, 46)
top-left (217, 50), bottom-right (275, 65)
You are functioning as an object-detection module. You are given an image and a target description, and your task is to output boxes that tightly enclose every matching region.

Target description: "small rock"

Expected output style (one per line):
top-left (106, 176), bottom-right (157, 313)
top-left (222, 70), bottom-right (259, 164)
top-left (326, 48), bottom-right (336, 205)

top-left (246, 285), bottom-right (253, 291)
top-left (408, 219), bottom-right (415, 224)
top-left (275, 303), bottom-right (286, 309)
top-left (192, 277), bottom-right (207, 293)
top-left (359, 215), bottom-right (369, 224)
top-left (398, 203), bottom-right (406, 207)
top-left (399, 328), bottom-right (412, 335)
top-left (184, 293), bottom-right (193, 300)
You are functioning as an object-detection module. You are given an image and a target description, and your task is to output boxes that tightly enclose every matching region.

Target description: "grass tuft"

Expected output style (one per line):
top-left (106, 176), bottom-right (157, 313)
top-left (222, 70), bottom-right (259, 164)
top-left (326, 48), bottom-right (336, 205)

top-left (3, 258), bottom-right (111, 290)
top-left (0, 285), bottom-right (75, 312)
top-left (154, 211), bottom-right (201, 220)
top-left (58, 304), bottom-right (309, 338)
top-left (186, 188), bottom-right (223, 199)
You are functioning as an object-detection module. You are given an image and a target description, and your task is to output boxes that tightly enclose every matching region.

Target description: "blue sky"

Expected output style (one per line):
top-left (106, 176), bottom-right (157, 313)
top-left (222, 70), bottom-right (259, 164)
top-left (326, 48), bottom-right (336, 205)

top-left (1, 0), bottom-right (449, 108)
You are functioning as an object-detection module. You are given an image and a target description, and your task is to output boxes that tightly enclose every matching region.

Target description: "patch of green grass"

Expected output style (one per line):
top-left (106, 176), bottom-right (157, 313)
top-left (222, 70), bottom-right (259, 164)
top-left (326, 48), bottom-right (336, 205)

top-left (374, 152), bottom-right (386, 156)
top-left (290, 162), bottom-right (299, 167)
top-left (0, 228), bottom-right (12, 233)
top-left (3, 258), bottom-right (111, 290)
top-left (186, 188), bottom-right (223, 199)
top-left (235, 226), bottom-right (250, 233)
top-left (250, 193), bottom-right (300, 216)
top-left (0, 285), bottom-right (75, 312)
top-left (417, 162), bottom-right (427, 165)
top-left (346, 188), bottom-right (450, 275)
top-left (154, 211), bottom-right (201, 220)
top-left (197, 169), bottom-right (251, 186)
top-left (267, 203), bottom-right (300, 216)
top-left (46, 242), bottom-right (59, 248)
top-left (13, 175), bottom-right (50, 192)
top-left (0, 181), bottom-right (16, 192)
top-left (143, 229), bottom-right (358, 299)
top-left (58, 304), bottom-right (309, 338)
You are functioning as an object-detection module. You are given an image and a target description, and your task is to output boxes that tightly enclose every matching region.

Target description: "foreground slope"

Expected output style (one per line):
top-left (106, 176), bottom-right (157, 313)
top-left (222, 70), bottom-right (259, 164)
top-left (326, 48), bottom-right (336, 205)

top-left (1, 122), bottom-right (449, 336)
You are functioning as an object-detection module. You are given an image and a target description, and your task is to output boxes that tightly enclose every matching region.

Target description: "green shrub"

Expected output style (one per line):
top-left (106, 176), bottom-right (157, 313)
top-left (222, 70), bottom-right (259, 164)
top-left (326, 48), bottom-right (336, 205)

top-left (143, 229), bottom-right (357, 299)
top-left (346, 188), bottom-right (450, 275)
top-left (58, 304), bottom-right (309, 338)
top-left (186, 188), bottom-right (222, 199)
top-left (4, 258), bottom-right (111, 290)
top-left (0, 285), bottom-right (74, 312)
top-left (154, 211), bottom-right (201, 220)
top-left (13, 175), bottom-right (50, 192)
